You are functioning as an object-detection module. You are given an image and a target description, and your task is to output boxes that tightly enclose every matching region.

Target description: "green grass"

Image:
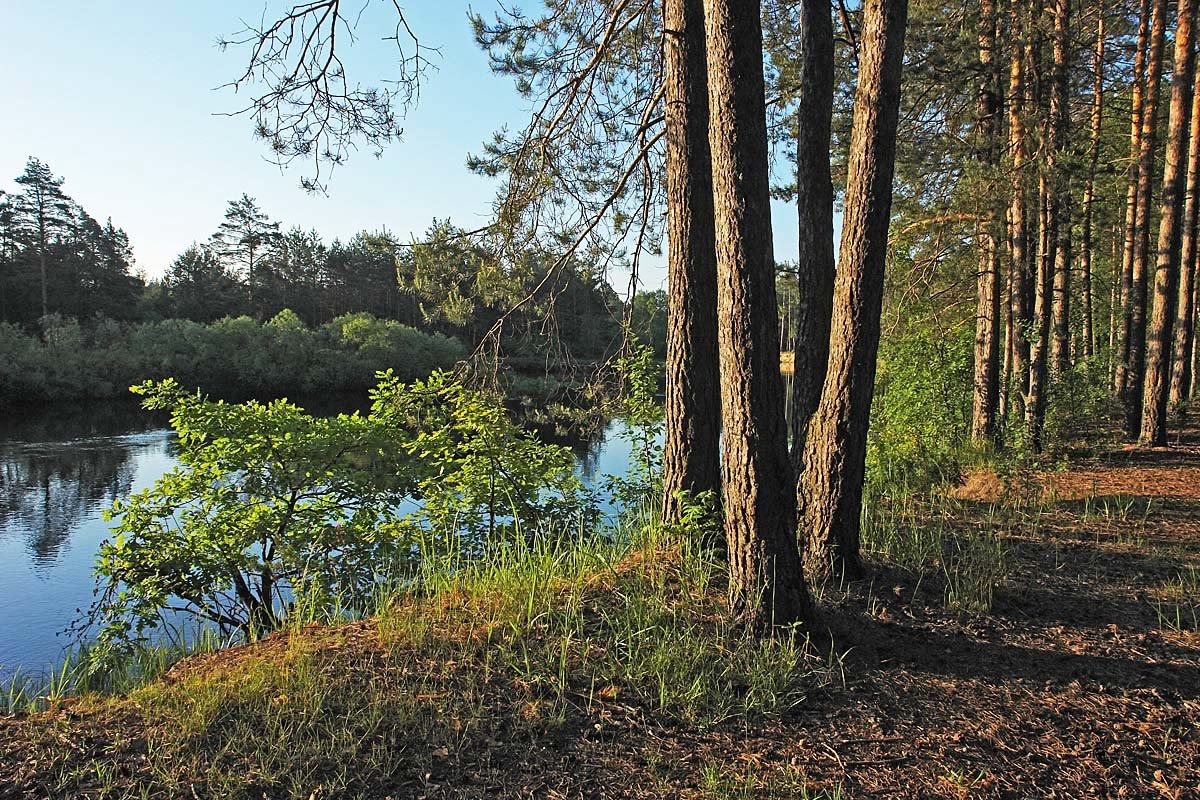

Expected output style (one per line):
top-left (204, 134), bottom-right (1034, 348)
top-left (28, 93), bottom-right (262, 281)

top-left (6, 517), bottom-right (840, 798)
top-left (860, 490), bottom-right (1010, 613)
top-left (2, 486), bottom-right (1055, 797)
top-left (699, 760), bottom-right (846, 799)
top-left (1152, 564), bottom-right (1200, 632)
top-left (1, 624), bottom-right (230, 715)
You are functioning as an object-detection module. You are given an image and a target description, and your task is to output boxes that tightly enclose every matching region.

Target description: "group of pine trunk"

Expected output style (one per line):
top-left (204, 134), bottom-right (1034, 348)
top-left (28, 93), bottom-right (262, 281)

top-left (971, 0), bottom-right (1200, 451)
top-left (661, 0), bottom-right (907, 629)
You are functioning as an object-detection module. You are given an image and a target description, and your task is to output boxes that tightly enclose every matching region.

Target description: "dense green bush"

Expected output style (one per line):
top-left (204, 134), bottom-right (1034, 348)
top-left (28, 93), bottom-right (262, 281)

top-left (1042, 355), bottom-right (1117, 454)
top-left (0, 311), bottom-right (465, 406)
top-left (867, 326), bottom-right (974, 491)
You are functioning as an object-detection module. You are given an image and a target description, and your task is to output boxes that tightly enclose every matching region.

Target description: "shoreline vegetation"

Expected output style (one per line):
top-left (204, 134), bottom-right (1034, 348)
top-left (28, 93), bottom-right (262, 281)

top-left (0, 311), bottom-right (625, 433)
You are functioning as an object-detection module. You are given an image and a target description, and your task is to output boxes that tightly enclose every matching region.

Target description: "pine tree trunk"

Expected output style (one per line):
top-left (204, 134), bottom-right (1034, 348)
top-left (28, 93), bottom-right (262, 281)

top-left (1123, 0), bottom-right (1169, 437)
top-left (1192, 276), bottom-right (1200, 396)
top-left (971, 0), bottom-right (1003, 445)
top-left (789, 0), bottom-right (836, 470)
top-left (1028, 171), bottom-right (1054, 452)
top-left (704, 0), bottom-right (813, 630)
top-left (1007, 5), bottom-right (1032, 423)
top-left (1111, 225), bottom-right (1121, 371)
top-left (1001, 214), bottom-right (1015, 422)
top-left (1140, 0), bottom-right (1198, 446)
top-left (1169, 63), bottom-right (1200, 420)
top-left (1049, 0), bottom-right (1072, 379)
top-left (1079, 12), bottom-right (1105, 361)
top-left (1115, 0), bottom-right (1154, 394)
top-left (662, 0), bottom-right (722, 524)
top-left (1051, 187), bottom-right (1073, 378)
top-left (802, 0), bottom-right (908, 580)
top-left (1027, 0), bottom-right (1069, 452)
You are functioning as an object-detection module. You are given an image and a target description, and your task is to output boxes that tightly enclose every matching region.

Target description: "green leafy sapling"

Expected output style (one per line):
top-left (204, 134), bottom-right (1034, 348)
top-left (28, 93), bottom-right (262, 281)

top-left (87, 372), bottom-right (598, 668)
top-left (89, 379), bottom-right (417, 665)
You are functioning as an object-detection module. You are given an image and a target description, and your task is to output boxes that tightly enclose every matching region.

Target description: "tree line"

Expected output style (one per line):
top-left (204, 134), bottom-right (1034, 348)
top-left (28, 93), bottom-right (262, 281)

top-left (0, 158), bottom-right (656, 368)
top-left (943, 0), bottom-right (1200, 452)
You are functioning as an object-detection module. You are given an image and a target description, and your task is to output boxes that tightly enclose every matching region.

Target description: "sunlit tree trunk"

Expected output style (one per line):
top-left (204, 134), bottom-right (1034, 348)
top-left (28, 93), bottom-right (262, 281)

top-left (789, 0), bottom-right (836, 471)
top-left (1169, 63), bottom-right (1200, 420)
top-left (1123, 0), bottom-right (1169, 437)
top-left (802, 0), bottom-right (908, 579)
top-left (1115, 0), bottom-right (1154, 394)
top-left (971, 0), bottom-right (1003, 445)
top-left (1028, 174), bottom-right (1054, 452)
top-left (1141, 0), bottom-right (1198, 445)
top-left (1192, 278), bottom-right (1200, 396)
top-left (662, 0), bottom-right (721, 524)
top-left (704, 0), bottom-right (813, 629)
top-left (1007, 4), bottom-right (1032, 423)
top-left (1027, 0), bottom-right (1070, 452)
top-left (1049, 0), bottom-right (1073, 379)
top-left (1079, 11), bottom-right (1105, 361)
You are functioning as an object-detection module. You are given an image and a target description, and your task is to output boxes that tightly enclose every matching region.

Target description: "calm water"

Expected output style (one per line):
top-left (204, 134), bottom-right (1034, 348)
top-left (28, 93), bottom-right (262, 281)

top-left (0, 402), bottom-right (640, 677)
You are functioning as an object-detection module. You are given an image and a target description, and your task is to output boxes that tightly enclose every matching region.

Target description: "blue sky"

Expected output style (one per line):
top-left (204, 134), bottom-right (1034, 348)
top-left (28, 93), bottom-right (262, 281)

top-left (1, 1), bottom-right (801, 290)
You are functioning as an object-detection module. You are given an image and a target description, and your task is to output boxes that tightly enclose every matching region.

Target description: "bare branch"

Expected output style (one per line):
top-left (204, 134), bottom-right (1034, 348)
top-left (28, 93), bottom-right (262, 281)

top-left (218, 1), bottom-right (437, 192)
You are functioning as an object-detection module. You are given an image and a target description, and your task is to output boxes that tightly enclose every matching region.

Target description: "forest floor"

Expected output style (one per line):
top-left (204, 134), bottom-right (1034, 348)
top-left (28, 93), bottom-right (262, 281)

top-left (2, 432), bottom-right (1199, 799)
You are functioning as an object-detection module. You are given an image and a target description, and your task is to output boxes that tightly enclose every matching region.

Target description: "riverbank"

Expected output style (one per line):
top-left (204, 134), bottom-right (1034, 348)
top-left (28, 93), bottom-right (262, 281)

top-left (3, 435), bottom-right (1198, 798)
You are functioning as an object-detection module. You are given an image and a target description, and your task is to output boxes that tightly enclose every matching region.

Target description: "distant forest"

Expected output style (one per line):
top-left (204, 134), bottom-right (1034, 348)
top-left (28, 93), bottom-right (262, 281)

top-left (0, 157), bottom-right (668, 386)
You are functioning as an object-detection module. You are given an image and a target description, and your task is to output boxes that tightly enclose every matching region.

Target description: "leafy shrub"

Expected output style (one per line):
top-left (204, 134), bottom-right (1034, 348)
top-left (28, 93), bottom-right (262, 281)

top-left (867, 327), bottom-right (973, 492)
top-left (1043, 355), bottom-right (1117, 454)
top-left (86, 372), bottom-right (595, 669)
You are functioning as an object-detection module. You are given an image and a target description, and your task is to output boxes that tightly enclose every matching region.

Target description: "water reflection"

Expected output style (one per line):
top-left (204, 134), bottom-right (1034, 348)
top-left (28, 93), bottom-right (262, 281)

top-left (1, 442), bottom-right (137, 566)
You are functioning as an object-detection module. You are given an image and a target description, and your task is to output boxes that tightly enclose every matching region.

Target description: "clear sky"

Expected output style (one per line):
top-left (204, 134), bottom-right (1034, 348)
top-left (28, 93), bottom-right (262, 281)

top-left (1, 1), bottom-right (801, 291)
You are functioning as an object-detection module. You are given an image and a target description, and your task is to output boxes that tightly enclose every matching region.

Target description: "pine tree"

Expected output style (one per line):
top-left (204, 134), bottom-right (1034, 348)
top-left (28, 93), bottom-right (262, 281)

top-left (1169, 62), bottom-right (1200, 420)
top-left (1140, 0), bottom-right (1199, 445)
top-left (12, 158), bottom-right (73, 320)
top-left (704, 0), bottom-right (813, 629)
top-left (1121, 0), bottom-right (1169, 437)
top-left (801, 0), bottom-right (909, 579)
top-left (211, 194), bottom-right (280, 311)
top-left (662, 0), bottom-right (721, 525)
top-left (788, 0), bottom-right (837, 469)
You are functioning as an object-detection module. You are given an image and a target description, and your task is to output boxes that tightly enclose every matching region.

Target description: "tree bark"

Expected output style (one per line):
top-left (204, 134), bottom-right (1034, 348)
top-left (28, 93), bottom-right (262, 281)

top-left (1049, 0), bottom-right (1073, 379)
top-left (971, 0), bottom-right (1003, 445)
top-left (1079, 11), bottom-right (1105, 361)
top-left (1123, 0), bottom-right (1169, 437)
top-left (789, 0), bottom-right (836, 471)
top-left (1115, 0), bottom-right (1154, 394)
top-left (802, 0), bottom-right (908, 580)
top-left (1141, 0), bottom-right (1199, 446)
top-left (1007, 4), bottom-right (1032, 423)
top-left (1192, 273), bottom-right (1200, 396)
top-left (1026, 0), bottom-right (1070, 452)
top-left (662, 0), bottom-right (722, 524)
top-left (1028, 171), bottom-right (1054, 452)
top-left (704, 0), bottom-right (813, 630)
top-left (1169, 61), bottom-right (1200, 420)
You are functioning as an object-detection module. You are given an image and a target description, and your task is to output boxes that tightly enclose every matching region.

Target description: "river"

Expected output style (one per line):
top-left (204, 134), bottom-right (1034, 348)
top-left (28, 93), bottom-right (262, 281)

top-left (0, 400), bottom-right (642, 678)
